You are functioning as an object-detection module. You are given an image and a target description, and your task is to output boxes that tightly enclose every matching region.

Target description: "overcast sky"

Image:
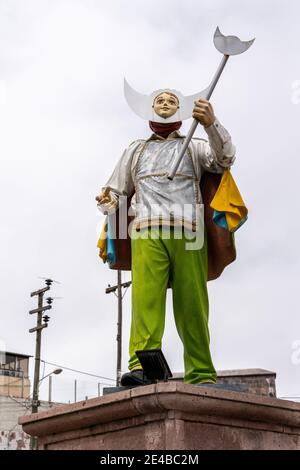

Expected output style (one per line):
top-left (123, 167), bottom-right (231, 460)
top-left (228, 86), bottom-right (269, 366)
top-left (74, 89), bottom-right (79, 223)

top-left (1, 0), bottom-right (300, 403)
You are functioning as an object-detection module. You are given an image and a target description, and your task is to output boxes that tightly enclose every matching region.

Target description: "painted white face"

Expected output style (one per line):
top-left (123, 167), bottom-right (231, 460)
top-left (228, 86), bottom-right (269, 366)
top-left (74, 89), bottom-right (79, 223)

top-left (152, 92), bottom-right (179, 119)
top-left (124, 78), bottom-right (208, 122)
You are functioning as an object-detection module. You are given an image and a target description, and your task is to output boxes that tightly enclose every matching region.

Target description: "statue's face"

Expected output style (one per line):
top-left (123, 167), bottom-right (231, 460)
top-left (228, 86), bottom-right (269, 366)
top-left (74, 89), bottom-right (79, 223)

top-left (153, 92), bottom-right (179, 119)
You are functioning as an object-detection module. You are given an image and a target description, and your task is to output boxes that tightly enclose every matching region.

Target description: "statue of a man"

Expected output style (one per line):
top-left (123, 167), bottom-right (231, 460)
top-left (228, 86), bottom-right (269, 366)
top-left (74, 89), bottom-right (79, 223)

top-left (96, 82), bottom-right (236, 386)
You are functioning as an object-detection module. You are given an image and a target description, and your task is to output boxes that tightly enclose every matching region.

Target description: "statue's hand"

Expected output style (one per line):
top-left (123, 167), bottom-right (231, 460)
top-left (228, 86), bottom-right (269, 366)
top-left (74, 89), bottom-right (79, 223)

top-left (95, 187), bottom-right (118, 213)
top-left (192, 99), bottom-right (215, 128)
top-left (95, 187), bottom-right (111, 204)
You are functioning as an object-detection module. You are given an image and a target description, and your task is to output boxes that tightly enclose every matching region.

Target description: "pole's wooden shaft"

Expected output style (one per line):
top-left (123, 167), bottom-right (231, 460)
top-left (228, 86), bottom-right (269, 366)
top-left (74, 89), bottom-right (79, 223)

top-left (31, 292), bottom-right (43, 414)
top-left (116, 270), bottom-right (122, 387)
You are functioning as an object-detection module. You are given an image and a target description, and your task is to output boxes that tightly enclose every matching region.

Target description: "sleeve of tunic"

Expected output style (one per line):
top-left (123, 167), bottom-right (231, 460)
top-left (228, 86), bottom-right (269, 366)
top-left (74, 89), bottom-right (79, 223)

top-left (193, 117), bottom-right (236, 174)
top-left (97, 140), bottom-right (142, 214)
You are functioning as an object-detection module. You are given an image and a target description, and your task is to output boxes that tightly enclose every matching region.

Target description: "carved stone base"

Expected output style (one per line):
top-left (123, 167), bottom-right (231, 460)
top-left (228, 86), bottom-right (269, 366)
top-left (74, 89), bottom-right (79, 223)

top-left (19, 382), bottom-right (300, 450)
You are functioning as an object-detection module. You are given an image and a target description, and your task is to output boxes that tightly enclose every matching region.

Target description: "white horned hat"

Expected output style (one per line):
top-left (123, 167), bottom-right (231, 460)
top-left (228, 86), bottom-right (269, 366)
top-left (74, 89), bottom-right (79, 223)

top-left (124, 78), bottom-right (209, 124)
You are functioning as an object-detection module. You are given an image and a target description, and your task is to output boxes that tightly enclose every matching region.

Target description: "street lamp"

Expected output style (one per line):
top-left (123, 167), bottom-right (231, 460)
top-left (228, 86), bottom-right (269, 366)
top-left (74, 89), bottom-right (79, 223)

top-left (40, 368), bottom-right (62, 382)
top-left (44, 369), bottom-right (62, 406)
top-left (32, 368), bottom-right (63, 411)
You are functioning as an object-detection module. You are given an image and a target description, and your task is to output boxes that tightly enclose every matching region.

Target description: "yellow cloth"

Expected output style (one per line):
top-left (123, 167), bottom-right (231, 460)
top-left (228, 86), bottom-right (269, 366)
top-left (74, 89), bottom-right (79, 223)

top-left (210, 169), bottom-right (248, 232)
top-left (97, 219), bottom-right (107, 263)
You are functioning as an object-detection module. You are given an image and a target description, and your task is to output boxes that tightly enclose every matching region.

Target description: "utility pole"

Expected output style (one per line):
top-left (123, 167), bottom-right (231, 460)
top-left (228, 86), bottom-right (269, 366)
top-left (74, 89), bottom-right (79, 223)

top-left (74, 379), bottom-right (77, 403)
top-left (29, 278), bottom-right (54, 450)
top-left (29, 280), bottom-right (53, 413)
top-left (48, 375), bottom-right (52, 406)
top-left (117, 270), bottom-right (122, 387)
top-left (105, 271), bottom-right (131, 387)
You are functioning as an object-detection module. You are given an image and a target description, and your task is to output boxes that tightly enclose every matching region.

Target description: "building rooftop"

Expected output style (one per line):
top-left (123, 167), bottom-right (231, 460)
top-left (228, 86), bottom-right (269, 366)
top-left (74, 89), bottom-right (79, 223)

top-left (4, 352), bottom-right (32, 359)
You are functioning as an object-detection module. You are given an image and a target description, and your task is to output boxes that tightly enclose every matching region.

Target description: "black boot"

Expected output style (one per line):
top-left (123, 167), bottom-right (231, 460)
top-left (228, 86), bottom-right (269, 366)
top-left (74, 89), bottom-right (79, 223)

top-left (120, 369), bottom-right (152, 386)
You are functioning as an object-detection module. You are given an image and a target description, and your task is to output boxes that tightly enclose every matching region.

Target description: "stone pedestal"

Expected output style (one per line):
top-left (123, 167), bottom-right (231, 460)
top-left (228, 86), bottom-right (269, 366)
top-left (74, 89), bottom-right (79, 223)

top-left (19, 382), bottom-right (300, 450)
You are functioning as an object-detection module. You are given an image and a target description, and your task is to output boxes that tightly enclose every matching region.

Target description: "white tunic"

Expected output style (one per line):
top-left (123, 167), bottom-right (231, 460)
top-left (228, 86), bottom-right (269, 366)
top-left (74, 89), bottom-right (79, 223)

top-left (99, 118), bottom-right (236, 231)
top-left (133, 139), bottom-right (198, 230)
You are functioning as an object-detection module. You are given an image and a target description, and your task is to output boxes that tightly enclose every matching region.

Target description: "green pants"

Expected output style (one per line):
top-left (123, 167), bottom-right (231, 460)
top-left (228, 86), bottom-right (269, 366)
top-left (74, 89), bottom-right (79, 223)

top-left (129, 227), bottom-right (217, 384)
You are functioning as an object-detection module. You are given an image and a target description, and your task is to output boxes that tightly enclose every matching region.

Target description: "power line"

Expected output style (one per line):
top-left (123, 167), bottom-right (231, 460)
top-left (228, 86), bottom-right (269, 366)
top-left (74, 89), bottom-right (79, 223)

top-left (40, 360), bottom-right (115, 383)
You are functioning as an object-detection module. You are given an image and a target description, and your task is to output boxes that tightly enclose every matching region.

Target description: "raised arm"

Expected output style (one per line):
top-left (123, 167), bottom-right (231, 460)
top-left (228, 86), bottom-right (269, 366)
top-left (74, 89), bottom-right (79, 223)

top-left (192, 99), bottom-right (236, 173)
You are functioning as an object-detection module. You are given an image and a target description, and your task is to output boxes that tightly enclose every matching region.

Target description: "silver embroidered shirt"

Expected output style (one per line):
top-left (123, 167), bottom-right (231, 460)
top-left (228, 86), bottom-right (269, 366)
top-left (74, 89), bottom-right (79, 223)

top-left (98, 117), bottom-right (236, 231)
top-left (133, 138), bottom-right (199, 230)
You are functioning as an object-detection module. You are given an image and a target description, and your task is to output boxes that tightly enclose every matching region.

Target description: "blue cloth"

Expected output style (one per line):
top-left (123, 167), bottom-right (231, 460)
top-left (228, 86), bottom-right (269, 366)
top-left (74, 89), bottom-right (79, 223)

top-left (107, 217), bottom-right (116, 266)
top-left (212, 210), bottom-right (228, 230)
top-left (213, 210), bottom-right (248, 233)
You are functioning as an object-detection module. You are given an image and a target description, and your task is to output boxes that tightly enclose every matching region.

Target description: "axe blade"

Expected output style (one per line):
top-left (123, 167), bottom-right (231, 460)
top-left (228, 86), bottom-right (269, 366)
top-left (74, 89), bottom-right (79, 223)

top-left (214, 26), bottom-right (255, 56)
